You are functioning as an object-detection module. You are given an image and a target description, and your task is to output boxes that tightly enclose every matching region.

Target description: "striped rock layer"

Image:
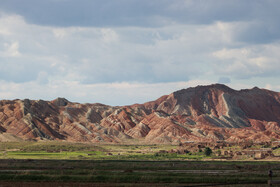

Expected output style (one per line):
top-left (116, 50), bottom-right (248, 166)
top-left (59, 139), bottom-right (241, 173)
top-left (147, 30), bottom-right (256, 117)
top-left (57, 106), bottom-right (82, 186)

top-left (1, 84), bottom-right (280, 143)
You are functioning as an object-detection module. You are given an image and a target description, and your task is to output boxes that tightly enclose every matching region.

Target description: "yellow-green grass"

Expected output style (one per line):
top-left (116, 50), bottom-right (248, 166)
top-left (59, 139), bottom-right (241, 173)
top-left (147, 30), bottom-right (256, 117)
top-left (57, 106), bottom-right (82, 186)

top-left (0, 142), bottom-right (181, 160)
top-left (1, 141), bottom-right (280, 161)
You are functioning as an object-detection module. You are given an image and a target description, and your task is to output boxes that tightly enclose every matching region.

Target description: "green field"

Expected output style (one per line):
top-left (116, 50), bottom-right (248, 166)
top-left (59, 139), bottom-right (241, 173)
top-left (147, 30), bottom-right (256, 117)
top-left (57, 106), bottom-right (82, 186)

top-left (0, 142), bottom-right (205, 160)
top-left (0, 142), bottom-right (279, 186)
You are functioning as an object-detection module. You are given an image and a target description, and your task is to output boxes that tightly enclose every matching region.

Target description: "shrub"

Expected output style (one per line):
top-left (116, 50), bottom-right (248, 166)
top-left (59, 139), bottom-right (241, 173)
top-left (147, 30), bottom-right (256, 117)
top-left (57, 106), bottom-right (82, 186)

top-left (204, 147), bottom-right (212, 156)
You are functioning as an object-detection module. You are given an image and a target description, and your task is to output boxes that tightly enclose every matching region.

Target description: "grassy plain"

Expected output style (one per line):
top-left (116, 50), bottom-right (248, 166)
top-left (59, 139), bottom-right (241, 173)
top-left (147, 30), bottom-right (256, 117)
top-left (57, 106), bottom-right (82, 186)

top-left (1, 142), bottom-right (205, 160)
top-left (0, 142), bottom-right (178, 160)
top-left (0, 141), bottom-right (279, 186)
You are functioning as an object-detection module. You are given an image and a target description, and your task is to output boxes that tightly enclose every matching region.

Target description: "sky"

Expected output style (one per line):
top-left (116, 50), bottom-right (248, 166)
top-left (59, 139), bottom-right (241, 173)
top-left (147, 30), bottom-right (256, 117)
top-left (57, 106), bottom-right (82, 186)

top-left (0, 0), bottom-right (280, 106)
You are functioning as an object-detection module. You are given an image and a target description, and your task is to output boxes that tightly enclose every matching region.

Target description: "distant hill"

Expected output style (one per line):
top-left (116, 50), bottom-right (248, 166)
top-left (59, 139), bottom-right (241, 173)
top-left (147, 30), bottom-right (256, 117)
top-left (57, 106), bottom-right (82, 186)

top-left (1, 84), bottom-right (280, 143)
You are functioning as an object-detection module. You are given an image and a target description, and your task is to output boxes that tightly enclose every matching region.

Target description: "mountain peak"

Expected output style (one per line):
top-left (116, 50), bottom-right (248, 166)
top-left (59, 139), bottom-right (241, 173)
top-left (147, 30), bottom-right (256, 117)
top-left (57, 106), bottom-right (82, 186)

top-left (173, 83), bottom-right (234, 96)
top-left (52, 97), bottom-right (69, 106)
top-left (1, 84), bottom-right (280, 143)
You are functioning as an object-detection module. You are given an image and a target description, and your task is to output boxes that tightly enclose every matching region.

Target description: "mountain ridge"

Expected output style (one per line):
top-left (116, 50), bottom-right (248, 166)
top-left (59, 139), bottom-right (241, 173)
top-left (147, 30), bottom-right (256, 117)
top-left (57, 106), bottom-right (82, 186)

top-left (1, 84), bottom-right (280, 143)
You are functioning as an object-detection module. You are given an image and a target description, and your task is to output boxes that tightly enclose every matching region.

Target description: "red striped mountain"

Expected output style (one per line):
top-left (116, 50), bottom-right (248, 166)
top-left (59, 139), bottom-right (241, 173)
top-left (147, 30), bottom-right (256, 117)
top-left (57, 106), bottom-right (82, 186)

top-left (1, 84), bottom-right (280, 143)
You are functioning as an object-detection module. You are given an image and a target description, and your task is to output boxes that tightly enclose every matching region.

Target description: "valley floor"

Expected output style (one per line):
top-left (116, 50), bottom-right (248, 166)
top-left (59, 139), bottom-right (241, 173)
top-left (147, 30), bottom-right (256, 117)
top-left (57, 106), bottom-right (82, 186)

top-left (0, 142), bottom-right (279, 186)
top-left (0, 159), bottom-right (277, 186)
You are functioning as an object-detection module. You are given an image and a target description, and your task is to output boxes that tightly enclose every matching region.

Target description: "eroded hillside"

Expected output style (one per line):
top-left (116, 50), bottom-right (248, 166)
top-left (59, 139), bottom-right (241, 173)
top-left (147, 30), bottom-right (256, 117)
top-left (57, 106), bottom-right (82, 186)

top-left (1, 84), bottom-right (280, 143)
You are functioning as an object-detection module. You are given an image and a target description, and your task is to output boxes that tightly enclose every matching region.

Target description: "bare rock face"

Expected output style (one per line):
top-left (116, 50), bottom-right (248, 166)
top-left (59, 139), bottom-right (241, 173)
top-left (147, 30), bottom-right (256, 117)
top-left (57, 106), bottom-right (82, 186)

top-left (1, 84), bottom-right (280, 143)
top-left (51, 97), bottom-right (69, 107)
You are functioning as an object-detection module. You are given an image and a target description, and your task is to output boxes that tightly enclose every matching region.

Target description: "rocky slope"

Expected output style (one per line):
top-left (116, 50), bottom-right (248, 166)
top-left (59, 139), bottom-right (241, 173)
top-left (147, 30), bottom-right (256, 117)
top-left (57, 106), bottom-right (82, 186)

top-left (1, 84), bottom-right (280, 143)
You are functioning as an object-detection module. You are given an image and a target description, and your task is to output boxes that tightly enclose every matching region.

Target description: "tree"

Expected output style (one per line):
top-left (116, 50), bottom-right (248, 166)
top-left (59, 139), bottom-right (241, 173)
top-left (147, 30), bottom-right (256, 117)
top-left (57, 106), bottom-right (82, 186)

top-left (204, 147), bottom-right (212, 156)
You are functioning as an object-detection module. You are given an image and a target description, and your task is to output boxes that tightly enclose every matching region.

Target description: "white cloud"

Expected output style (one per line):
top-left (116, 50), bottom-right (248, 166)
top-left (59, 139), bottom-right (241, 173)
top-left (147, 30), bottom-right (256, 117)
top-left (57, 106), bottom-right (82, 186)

top-left (0, 14), bottom-right (22, 35)
top-left (1, 41), bottom-right (21, 57)
top-left (264, 84), bottom-right (280, 91)
top-left (0, 12), bottom-right (280, 104)
top-left (212, 43), bottom-right (280, 78)
top-left (0, 79), bottom-right (213, 105)
top-left (52, 28), bottom-right (67, 39)
top-left (1, 78), bottom-right (276, 106)
top-left (101, 28), bottom-right (119, 43)
top-left (0, 13), bottom-right (240, 85)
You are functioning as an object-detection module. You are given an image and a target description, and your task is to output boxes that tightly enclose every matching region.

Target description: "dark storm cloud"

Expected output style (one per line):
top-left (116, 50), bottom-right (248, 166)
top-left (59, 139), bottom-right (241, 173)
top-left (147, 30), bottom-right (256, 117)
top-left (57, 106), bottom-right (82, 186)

top-left (1, 0), bottom-right (280, 45)
top-left (234, 21), bottom-right (280, 44)
top-left (0, 0), bottom-right (167, 27)
top-left (0, 0), bottom-right (279, 27)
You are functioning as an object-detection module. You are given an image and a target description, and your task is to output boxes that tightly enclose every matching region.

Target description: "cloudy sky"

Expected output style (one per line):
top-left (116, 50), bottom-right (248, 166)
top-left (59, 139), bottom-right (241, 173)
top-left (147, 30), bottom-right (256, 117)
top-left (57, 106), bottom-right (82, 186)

top-left (0, 0), bottom-right (280, 105)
